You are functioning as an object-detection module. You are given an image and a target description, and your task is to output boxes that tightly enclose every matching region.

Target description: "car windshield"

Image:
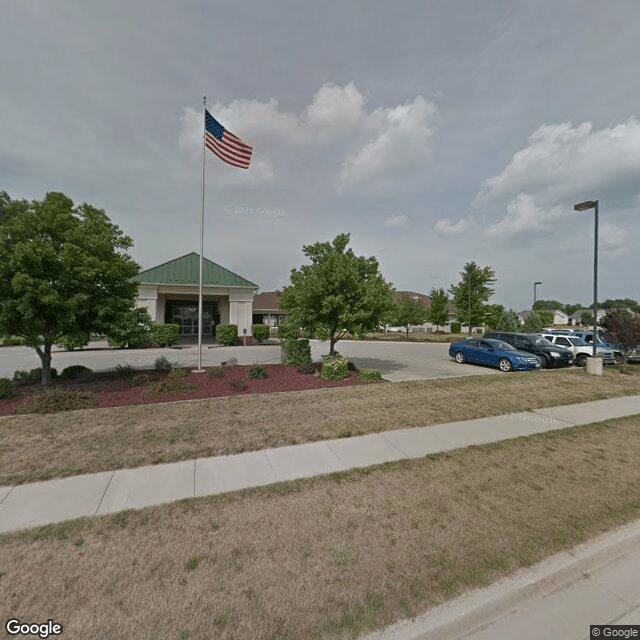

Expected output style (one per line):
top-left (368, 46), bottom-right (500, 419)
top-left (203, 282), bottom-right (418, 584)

top-left (534, 337), bottom-right (553, 346)
top-left (568, 337), bottom-right (588, 346)
top-left (492, 340), bottom-right (515, 351)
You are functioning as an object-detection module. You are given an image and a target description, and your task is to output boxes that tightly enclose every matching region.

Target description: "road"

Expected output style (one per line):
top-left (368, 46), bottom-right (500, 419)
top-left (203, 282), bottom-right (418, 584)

top-left (0, 339), bottom-right (499, 382)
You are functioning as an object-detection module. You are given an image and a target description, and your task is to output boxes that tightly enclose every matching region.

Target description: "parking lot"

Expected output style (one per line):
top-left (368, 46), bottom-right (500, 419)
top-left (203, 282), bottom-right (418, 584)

top-left (0, 339), bottom-right (502, 382)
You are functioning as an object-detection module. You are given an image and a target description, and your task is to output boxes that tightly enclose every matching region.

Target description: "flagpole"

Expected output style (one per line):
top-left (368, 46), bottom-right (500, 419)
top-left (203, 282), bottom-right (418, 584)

top-left (196, 95), bottom-right (207, 372)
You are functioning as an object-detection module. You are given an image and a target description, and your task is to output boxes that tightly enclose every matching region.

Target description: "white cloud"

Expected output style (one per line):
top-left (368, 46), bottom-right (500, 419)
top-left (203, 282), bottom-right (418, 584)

top-left (384, 213), bottom-right (410, 228)
top-left (339, 96), bottom-right (437, 189)
top-left (477, 118), bottom-right (640, 206)
top-left (305, 82), bottom-right (365, 131)
top-left (483, 194), bottom-right (564, 238)
top-left (601, 222), bottom-right (631, 256)
top-left (434, 215), bottom-right (474, 235)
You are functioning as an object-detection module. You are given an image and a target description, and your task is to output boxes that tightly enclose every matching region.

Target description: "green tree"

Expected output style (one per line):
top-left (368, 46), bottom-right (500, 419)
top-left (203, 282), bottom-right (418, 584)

top-left (581, 312), bottom-right (594, 327)
top-left (495, 309), bottom-right (521, 332)
top-left (389, 297), bottom-right (426, 339)
top-left (532, 300), bottom-right (565, 311)
top-left (448, 261), bottom-right (496, 334)
top-left (537, 309), bottom-right (554, 326)
top-left (280, 233), bottom-right (395, 355)
top-left (484, 303), bottom-right (505, 331)
top-left (427, 288), bottom-right (450, 331)
top-left (522, 310), bottom-right (543, 333)
top-left (0, 191), bottom-right (140, 385)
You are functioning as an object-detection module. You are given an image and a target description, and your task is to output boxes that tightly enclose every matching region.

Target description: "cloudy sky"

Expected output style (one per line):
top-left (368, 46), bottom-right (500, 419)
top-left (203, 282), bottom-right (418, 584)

top-left (2, 0), bottom-right (639, 311)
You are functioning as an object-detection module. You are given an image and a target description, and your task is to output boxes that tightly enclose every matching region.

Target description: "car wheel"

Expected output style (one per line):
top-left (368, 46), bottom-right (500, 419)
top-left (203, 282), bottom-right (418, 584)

top-left (576, 354), bottom-right (588, 367)
top-left (613, 353), bottom-right (623, 365)
top-left (539, 355), bottom-right (548, 369)
top-left (498, 358), bottom-right (512, 372)
top-left (454, 351), bottom-right (465, 364)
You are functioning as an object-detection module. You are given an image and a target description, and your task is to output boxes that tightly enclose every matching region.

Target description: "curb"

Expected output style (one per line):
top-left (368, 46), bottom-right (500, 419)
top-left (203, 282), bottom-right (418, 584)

top-left (360, 518), bottom-right (640, 640)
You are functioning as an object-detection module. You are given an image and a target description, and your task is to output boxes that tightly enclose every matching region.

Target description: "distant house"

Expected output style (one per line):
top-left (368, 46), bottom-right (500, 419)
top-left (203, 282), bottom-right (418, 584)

top-left (552, 309), bottom-right (570, 325)
top-left (132, 253), bottom-right (258, 339)
top-left (252, 291), bottom-right (289, 327)
top-left (393, 290), bottom-right (457, 332)
top-left (569, 308), bottom-right (607, 326)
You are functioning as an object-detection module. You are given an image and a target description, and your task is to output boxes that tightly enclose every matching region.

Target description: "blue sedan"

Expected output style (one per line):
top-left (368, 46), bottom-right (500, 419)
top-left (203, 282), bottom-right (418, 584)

top-left (449, 338), bottom-right (541, 372)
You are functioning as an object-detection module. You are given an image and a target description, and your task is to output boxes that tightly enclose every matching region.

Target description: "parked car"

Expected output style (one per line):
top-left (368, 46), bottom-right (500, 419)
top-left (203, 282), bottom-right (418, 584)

top-left (539, 333), bottom-right (615, 366)
top-left (571, 331), bottom-right (624, 365)
top-left (449, 338), bottom-right (541, 372)
top-left (483, 332), bottom-right (574, 368)
top-left (541, 328), bottom-right (575, 335)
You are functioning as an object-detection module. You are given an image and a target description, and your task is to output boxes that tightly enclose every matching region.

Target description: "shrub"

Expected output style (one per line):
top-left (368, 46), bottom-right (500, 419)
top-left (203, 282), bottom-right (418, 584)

top-left (320, 355), bottom-right (349, 381)
top-left (230, 378), bottom-right (247, 391)
top-left (170, 368), bottom-right (187, 379)
top-left (112, 363), bottom-right (136, 378)
top-left (281, 338), bottom-right (311, 366)
top-left (151, 323), bottom-right (180, 347)
top-left (154, 356), bottom-right (172, 371)
top-left (206, 366), bottom-right (225, 379)
top-left (0, 378), bottom-right (13, 399)
top-left (56, 333), bottom-right (90, 351)
top-left (2, 336), bottom-right (24, 346)
top-left (297, 362), bottom-right (321, 375)
top-left (60, 365), bottom-right (93, 381)
top-left (14, 367), bottom-right (58, 385)
top-left (216, 324), bottom-right (238, 347)
top-left (142, 379), bottom-right (197, 398)
top-left (16, 389), bottom-right (99, 414)
top-left (247, 365), bottom-right (268, 379)
top-left (251, 324), bottom-right (270, 344)
top-left (131, 374), bottom-right (149, 387)
top-left (358, 368), bottom-right (382, 382)
top-left (450, 322), bottom-right (461, 334)
top-left (107, 307), bottom-right (153, 348)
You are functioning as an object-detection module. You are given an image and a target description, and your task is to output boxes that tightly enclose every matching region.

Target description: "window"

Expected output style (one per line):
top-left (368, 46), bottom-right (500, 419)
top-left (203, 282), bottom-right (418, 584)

top-left (556, 337), bottom-right (570, 347)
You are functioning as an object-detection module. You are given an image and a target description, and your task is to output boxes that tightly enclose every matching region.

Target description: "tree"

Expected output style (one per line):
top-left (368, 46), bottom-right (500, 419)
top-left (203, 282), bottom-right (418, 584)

top-left (599, 310), bottom-right (640, 367)
top-left (533, 300), bottom-right (565, 311)
top-left (448, 261), bottom-right (496, 334)
top-left (522, 310), bottom-right (543, 333)
top-left (484, 303), bottom-right (505, 331)
top-left (495, 309), bottom-right (521, 332)
top-left (427, 288), bottom-right (450, 331)
top-left (0, 191), bottom-right (140, 385)
top-left (581, 312), bottom-right (594, 327)
top-left (537, 309), bottom-right (554, 326)
top-left (280, 233), bottom-right (395, 355)
top-left (389, 297), bottom-right (426, 339)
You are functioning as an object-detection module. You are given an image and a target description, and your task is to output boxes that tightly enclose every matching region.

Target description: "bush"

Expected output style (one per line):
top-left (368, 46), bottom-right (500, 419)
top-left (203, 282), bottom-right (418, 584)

top-left (56, 333), bottom-right (90, 351)
top-left (216, 324), bottom-right (238, 347)
top-left (112, 363), bottom-right (136, 378)
top-left (358, 368), bottom-right (382, 382)
top-left (281, 338), bottom-right (311, 366)
top-left (154, 356), bottom-right (172, 371)
top-left (2, 336), bottom-right (24, 346)
top-left (206, 366), bottom-right (225, 379)
top-left (151, 323), bottom-right (180, 347)
top-left (320, 355), bottom-right (349, 381)
top-left (142, 379), bottom-right (197, 398)
top-left (60, 365), bottom-right (93, 381)
top-left (247, 364), bottom-right (268, 379)
top-left (297, 362), bottom-right (321, 375)
top-left (169, 368), bottom-right (187, 379)
top-left (0, 378), bottom-right (13, 399)
top-left (251, 324), bottom-right (270, 344)
top-left (131, 374), bottom-right (149, 387)
top-left (450, 322), bottom-right (461, 334)
top-left (16, 389), bottom-right (99, 414)
top-left (14, 367), bottom-right (58, 385)
top-left (230, 378), bottom-right (247, 391)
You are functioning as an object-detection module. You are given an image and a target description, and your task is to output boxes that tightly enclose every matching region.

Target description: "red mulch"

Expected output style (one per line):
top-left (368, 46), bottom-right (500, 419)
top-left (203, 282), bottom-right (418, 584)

top-left (0, 364), bottom-right (367, 416)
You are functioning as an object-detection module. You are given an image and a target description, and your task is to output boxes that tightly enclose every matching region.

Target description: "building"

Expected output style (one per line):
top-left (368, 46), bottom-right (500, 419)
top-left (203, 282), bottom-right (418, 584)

top-left (132, 253), bottom-right (257, 339)
top-left (252, 291), bottom-right (289, 327)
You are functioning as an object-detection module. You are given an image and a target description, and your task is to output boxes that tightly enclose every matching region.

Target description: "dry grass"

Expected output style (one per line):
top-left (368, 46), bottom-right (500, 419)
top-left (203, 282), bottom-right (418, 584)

top-left (1, 367), bottom-right (639, 486)
top-left (1, 415), bottom-right (639, 640)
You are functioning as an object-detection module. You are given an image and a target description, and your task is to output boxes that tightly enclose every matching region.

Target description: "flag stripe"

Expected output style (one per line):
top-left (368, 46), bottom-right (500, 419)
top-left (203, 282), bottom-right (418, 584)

top-left (204, 109), bottom-right (252, 169)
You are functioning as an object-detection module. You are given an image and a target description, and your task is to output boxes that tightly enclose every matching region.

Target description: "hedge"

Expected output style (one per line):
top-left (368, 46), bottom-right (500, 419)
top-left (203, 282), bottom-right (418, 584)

top-left (151, 323), bottom-right (180, 347)
top-left (216, 324), bottom-right (238, 347)
top-left (251, 323), bottom-right (270, 344)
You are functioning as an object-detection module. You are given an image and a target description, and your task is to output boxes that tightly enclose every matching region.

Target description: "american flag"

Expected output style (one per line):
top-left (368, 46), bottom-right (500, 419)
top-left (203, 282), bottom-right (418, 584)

top-left (204, 110), bottom-right (252, 169)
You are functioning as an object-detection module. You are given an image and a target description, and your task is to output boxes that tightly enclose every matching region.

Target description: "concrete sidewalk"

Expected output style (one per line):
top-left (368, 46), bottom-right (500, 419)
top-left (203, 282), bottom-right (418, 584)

top-left (1, 394), bottom-right (639, 534)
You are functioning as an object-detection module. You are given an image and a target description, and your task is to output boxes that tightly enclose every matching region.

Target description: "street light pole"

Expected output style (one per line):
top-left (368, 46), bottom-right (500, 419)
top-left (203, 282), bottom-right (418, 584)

top-left (574, 200), bottom-right (599, 357)
top-left (533, 281), bottom-right (542, 307)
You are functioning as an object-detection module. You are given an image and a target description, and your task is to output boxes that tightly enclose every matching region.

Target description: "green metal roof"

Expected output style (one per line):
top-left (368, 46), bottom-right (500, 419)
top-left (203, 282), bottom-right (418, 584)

top-left (132, 253), bottom-right (257, 288)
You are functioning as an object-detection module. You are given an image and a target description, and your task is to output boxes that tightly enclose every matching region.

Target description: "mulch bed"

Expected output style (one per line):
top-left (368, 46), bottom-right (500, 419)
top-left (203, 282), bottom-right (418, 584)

top-left (0, 364), bottom-right (368, 416)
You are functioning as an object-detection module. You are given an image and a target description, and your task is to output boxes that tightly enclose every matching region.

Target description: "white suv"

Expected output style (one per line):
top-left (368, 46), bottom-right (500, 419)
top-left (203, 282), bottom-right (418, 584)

top-left (539, 333), bottom-right (615, 366)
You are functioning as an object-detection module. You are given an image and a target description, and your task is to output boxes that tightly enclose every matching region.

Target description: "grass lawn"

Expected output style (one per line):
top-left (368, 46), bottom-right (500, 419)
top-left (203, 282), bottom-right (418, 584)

top-left (1, 366), bottom-right (639, 486)
top-left (1, 414), bottom-right (639, 639)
